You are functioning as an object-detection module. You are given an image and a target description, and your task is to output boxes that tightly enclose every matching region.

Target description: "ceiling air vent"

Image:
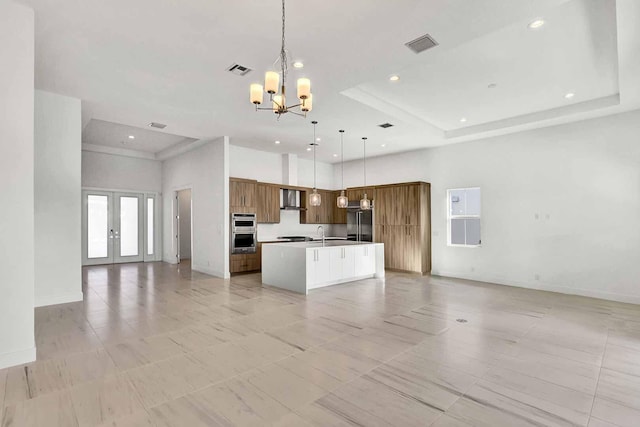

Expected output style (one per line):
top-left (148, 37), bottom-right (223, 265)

top-left (148, 122), bottom-right (167, 129)
top-left (405, 33), bottom-right (438, 54)
top-left (378, 123), bottom-right (394, 129)
top-left (227, 63), bottom-right (252, 76)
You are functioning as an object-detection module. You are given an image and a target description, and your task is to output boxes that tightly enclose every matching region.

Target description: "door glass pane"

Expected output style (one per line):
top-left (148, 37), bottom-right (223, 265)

top-left (120, 196), bottom-right (139, 257)
top-left (88, 195), bottom-right (108, 258)
top-left (147, 198), bottom-right (154, 255)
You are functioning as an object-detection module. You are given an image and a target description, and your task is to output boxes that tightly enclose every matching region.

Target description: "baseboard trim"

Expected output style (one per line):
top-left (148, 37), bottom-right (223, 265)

top-left (431, 269), bottom-right (640, 305)
top-left (35, 292), bottom-right (84, 308)
top-left (0, 346), bottom-right (36, 370)
top-left (191, 264), bottom-right (227, 279)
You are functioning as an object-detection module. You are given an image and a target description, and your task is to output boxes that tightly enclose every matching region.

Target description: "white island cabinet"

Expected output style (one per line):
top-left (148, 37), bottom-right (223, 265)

top-left (262, 241), bottom-right (384, 294)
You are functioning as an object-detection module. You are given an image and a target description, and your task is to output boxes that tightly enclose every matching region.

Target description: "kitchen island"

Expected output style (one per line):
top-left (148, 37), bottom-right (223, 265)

top-left (261, 241), bottom-right (384, 294)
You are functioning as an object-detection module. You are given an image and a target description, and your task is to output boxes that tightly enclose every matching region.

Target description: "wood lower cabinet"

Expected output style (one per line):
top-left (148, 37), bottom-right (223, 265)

top-left (230, 252), bottom-right (260, 273)
top-left (257, 184), bottom-right (280, 223)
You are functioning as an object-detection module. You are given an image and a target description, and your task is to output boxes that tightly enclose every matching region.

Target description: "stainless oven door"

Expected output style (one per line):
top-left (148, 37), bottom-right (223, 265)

top-left (232, 231), bottom-right (256, 254)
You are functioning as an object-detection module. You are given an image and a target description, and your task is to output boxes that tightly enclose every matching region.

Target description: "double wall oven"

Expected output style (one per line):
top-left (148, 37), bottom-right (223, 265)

top-left (231, 213), bottom-right (257, 254)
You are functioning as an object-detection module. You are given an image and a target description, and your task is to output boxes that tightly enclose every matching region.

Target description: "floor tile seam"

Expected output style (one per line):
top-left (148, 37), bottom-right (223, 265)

top-left (307, 332), bottom-right (453, 416)
top-left (588, 328), bottom-right (609, 419)
top-left (141, 353), bottom-right (299, 415)
top-left (472, 364), bottom-right (596, 409)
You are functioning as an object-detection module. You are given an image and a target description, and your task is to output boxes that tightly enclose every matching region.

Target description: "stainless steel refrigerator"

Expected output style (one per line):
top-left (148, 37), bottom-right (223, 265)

top-left (347, 202), bottom-right (375, 242)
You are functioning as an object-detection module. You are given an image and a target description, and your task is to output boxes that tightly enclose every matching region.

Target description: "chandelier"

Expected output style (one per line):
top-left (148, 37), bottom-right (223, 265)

top-left (249, 0), bottom-right (313, 118)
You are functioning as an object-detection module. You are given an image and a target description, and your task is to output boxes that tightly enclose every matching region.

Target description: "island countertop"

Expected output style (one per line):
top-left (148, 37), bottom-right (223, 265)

top-left (262, 240), bottom-right (376, 248)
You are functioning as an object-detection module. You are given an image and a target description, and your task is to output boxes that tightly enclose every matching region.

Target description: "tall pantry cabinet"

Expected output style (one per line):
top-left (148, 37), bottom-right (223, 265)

top-left (374, 182), bottom-right (431, 275)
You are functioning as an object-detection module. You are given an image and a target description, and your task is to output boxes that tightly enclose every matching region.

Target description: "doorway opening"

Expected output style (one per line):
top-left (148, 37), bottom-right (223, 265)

top-left (177, 189), bottom-right (192, 263)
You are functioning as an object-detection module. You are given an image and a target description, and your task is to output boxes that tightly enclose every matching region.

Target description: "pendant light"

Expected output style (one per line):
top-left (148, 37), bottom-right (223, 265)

top-left (360, 137), bottom-right (371, 210)
top-left (309, 121), bottom-right (321, 207)
top-left (336, 130), bottom-right (349, 208)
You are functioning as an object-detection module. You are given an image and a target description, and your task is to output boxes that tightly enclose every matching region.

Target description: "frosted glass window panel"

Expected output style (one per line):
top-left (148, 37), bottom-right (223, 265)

top-left (465, 188), bottom-right (481, 216)
top-left (147, 198), bottom-right (154, 256)
top-left (120, 197), bottom-right (139, 257)
top-left (88, 195), bottom-right (108, 258)
top-left (450, 219), bottom-right (466, 245)
top-left (466, 218), bottom-right (481, 245)
top-left (449, 189), bottom-right (466, 215)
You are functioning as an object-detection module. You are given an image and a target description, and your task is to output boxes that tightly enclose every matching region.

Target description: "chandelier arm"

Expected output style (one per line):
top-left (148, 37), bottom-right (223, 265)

top-left (288, 111), bottom-right (306, 117)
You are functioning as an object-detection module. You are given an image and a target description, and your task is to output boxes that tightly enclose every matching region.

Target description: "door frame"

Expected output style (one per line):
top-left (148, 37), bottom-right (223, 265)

top-left (82, 187), bottom-right (162, 266)
top-left (173, 186), bottom-right (193, 264)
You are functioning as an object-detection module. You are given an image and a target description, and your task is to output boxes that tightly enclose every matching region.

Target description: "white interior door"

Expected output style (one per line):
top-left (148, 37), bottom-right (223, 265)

top-left (82, 190), bottom-right (113, 266)
top-left (113, 193), bottom-right (144, 263)
top-left (82, 190), bottom-right (151, 265)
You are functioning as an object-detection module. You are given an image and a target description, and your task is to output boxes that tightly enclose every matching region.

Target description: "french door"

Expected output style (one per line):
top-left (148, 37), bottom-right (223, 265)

top-left (82, 190), bottom-right (156, 265)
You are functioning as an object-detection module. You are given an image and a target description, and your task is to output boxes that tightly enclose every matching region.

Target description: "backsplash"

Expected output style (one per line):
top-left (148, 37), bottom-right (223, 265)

top-left (256, 210), bottom-right (343, 241)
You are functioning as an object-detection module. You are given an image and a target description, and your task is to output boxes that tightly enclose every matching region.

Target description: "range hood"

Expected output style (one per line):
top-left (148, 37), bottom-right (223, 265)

top-left (280, 189), bottom-right (304, 210)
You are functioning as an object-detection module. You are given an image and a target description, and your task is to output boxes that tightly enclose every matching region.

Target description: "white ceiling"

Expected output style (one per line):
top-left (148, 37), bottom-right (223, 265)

top-left (18, 0), bottom-right (640, 163)
top-left (83, 119), bottom-right (196, 153)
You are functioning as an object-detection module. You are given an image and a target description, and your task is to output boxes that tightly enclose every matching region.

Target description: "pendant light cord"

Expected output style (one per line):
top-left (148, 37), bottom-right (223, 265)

top-left (312, 121), bottom-right (318, 189)
top-left (279, 0), bottom-right (288, 89)
top-left (340, 130), bottom-right (345, 189)
top-left (362, 137), bottom-right (367, 188)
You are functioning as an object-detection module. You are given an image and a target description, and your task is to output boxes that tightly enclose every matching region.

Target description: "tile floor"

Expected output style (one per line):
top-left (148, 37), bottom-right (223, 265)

top-left (1, 261), bottom-right (639, 426)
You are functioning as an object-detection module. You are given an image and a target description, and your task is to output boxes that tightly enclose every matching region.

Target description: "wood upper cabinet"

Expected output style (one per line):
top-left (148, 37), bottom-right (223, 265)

top-left (301, 189), bottom-right (333, 224)
top-left (332, 191), bottom-right (347, 224)
top-left (257, 184), bottom-right (280, 223)
top-left (230, 179), bottom-right (256, 213)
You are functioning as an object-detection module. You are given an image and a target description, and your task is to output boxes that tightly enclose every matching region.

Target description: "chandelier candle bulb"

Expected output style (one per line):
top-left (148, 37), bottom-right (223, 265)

top-left (297, 78), bottom-right (311, 100)
top-left (250, 84), bottom-right (264, 105)
top-left (273, 94), bottom-right (285, 112)
top-left (265, 71), bottom-right (279, 94)
top-left (301, 93), bottom-right (313, 112)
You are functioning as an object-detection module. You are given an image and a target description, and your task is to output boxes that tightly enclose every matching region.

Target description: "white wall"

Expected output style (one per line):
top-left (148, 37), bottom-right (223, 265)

top-left (178, 189), bottom-right (191, 259)
top-left (35, 91), bottom-right (83, 307)
top-left (229, 144), bottom-right (334, 189)
top-left (0, 1), bottom-right (36, 369)
top-left (338, 110), bottom-right (640, 304)
top-left (162, 138), bottom-right (229, 278)
top-left (229, 145), bottom-right (283, 184)
top-left (82, 151), bottom-right (162, 192)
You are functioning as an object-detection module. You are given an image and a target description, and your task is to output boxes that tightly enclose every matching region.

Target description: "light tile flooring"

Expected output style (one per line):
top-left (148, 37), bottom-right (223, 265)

top-left (1, 261), bottom-right (640, 426)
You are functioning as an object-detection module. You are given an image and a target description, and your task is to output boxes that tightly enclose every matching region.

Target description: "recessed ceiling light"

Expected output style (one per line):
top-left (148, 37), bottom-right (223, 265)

top-left (128, 135), bottom-right (135, 139)
top-left (460, 118), bottom-right (467, 123)
top-left (528, 19), bottom-right (545, 29)
top-left (274, 140), bottom-right (281, 144)
top-left (316, 137), bottom-right (321, 142)
top-left (333, 154), bottom-right (338, 157)
top-left (306, 147), bottom-right (312, 151)
top-left (487, 83), bottom-right (497, 89)
top-left (381, 144), bottom-right (386, 147)
top-left (389, 75), bottom-right (400, 82)
top-left (565, 92), bottom-right (575, 99)
top-left (293, 61), bottom-right (304, 69)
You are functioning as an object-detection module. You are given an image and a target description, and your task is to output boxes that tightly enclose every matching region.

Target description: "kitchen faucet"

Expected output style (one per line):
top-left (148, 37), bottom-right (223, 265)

top-left (317, 225), bottom-right (325, 246)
